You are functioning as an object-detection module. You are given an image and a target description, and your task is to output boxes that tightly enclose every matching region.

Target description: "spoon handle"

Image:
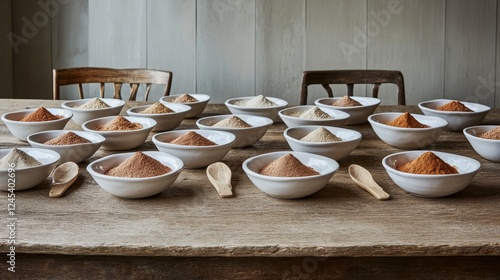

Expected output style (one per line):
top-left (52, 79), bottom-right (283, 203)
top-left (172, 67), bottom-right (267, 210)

top-left (208, 177), bottom-right (233, 198)
top-left (356, 181), bottom-right (390, 200)
top-left (49, 177), bottom-right (78, 198)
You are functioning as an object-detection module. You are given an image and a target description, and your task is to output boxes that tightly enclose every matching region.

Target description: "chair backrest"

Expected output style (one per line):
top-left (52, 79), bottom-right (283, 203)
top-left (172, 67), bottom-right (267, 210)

top-left (300, 70), bottom-right (405, 105)
top-left (53, 67), bottom-right (173, 101)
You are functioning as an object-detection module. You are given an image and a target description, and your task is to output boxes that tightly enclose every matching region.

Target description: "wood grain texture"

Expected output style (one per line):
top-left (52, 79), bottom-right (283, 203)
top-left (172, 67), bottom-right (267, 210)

top-left (497, 1), bottom-right (500, 109)
top-left (0, 0), bottom-right (13, 98)
top-left (196, 0), bottom-right (255, 103)
top-left (368, 0), bottom-right (445, 105)
top-left (146, 0), bottom-right (196, 101)
top-left (445, 0), bottom-right (496, 107)
top-left (256, 0), bottom-right (304, 106)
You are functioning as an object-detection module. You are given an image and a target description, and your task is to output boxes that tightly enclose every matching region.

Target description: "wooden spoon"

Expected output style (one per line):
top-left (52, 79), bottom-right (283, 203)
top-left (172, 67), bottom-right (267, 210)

top-left (206, 162), bottom-right (233, 198)
top-left (348, 164), bottom-right (390, 200)
top-left (49, 162), bottom-right (79, 198)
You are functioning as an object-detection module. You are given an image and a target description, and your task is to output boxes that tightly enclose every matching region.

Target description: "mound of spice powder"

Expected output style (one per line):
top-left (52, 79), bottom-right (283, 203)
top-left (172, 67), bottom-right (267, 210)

top-left (291, 107), bottom-right (332, 120)
top-left (44, 132), bottom-right (91, 145)
top-left (106, 152), bottom-right (172, 178)
top-left (478, 126), bottom-right (500, 140)
top-left (259, 154), bottom-right (319, 177)
top-left (172, 93), bottom-right (198, 103)
top-left (76, 98), bottom-right (110, 109)
top-left (397, 152), bottom-right (458, 175)
top-left (0, 148), bottom-right (41, 169)
top-left (139, 102), bottom-right (174, 114)
top-left (332, 96), bottom-right (362, 107)
top-left (169, 131), bottom-right (217, 146)
top-left (241, 95), bottom-right (277, 107)
top-left (97, 116), bottom-right (143, 131)
top-left (212, 116), bottom-right (252, 128)
top-left (19, 107), bottom-right (62, 122)
top-left (436, 101), bottom-right (472, 112)
top-left (300, 127), bottom-right (342, 142)
top-left (386, 112), bottom-right (428, 128)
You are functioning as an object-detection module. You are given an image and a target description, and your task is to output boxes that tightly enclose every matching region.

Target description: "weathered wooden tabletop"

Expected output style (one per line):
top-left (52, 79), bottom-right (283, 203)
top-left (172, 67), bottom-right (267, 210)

top-left (1, 99), bottom-right (500, 279)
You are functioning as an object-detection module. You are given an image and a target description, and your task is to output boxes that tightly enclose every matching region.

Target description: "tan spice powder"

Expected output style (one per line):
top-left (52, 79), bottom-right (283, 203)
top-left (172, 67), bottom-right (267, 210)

top-left (172, 93), bottom-right (198, 103)
top-left (478, 126), bottom-right (500, 140)
top-left (300, 127), bottom-right (342, 142)
top-left (19, 107), bottom-right (62, 122)
top-left (291, 107), bottom-right (332, 120)
top-left (436, 101), bottom-right (472, 112)
top-left (44, 132), bottom-right (91, 145)
top-left (212, 116), bottom-right (252, 128)
top-left (242, 95), bottom-right (278, 107)
top-left (386, 112), bottom-right (428, 128)
top-left (106, 152), bottom-right (172, 178)
top-left (76, 98), bottom-right (110, 109)
top-left (140, 102), bottom-right (174, 114)
top-left (332, 96), bottom-right (362, 107)
top-left (259, 154), bottom-right (319, 177)
top-left (397, 152), bottom-right (458, 175)
top-left (169, 131), bottom-right (217, 146)
top-left (97, 116), bottom-right (143, 131)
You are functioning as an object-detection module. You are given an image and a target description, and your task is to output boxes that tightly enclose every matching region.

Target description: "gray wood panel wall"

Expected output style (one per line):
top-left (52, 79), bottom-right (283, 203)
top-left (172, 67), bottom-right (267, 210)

top-left (3, 0), bottom-right (500, 108)
top-left (0, 0), bottom-right (13, 98)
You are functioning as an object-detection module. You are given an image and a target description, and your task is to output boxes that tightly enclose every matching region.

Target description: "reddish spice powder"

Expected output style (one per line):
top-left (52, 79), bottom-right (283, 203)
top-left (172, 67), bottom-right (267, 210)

top-left (332, 96), bottom-right (362, 107)
top-left (97, 116), bottom-right (143, 131)
top-left (106, 152), bottom-right (172, 178)
top-left (44, 132), bottom-right (91, 145)
top-left (386, 112), bottom-right (428, 128)
top-left (436, 101), bottom-right (472, 112)
top-left (259, 154), bottom-right (319, 177)
top-left (169, 131), bottom-right (216, 146)
top-left (397, 152), bottom-right (458, 175)
top-left (19, 107), bottom-right (62, 122)
top-left (478, 126), bottom-right (500, 140)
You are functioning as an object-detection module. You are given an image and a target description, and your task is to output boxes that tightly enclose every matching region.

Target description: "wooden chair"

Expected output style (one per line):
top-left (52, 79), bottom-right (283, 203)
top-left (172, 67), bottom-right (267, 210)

top-left (53, 67), bottom-right (173, 101)
top-left (300, 70), bottom-right (406, 105)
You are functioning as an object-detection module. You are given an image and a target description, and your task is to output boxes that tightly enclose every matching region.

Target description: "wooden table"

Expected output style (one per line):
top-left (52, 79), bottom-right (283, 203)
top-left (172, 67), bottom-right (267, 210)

top-left (1, 99), bottom-right (500, 279)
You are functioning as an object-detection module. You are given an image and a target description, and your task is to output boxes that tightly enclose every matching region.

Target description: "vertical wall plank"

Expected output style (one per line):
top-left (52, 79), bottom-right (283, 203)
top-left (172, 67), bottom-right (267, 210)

top-left (305, 0), bottom-right (367, 104)
top-left (197, 0), bottom-right (255, 103)
top-left (368, 0), bottom-right (445, 105)
top-left (496, 0), bottom-right (500, 108)
top-left (445, 0), bottom-right (496, 107)
top-left (0, 0), bottom-right (13, 98)
top-left (52, 0), bottom-right (89, 100)
top-left (256, 0), bottom-right (304, 106)
top-left (147, 0), bottom-right (196, 101)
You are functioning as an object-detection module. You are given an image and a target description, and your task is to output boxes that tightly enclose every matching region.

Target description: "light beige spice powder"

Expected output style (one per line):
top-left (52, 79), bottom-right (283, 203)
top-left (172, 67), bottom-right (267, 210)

top-left (300, 127), bottom-right (342, 142)
top-left (212, 116), bottom-right (252, 128)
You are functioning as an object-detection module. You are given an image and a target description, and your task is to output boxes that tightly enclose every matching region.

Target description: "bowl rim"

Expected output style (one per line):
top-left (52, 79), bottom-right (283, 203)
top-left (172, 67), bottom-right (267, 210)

top-left (283, 125), bottom-right (362, 145)
top-left (224, 96), bottom-right (288, 109)
top-left (61, 98), bottom-right (126, 111)
top-left (315, 96), bottom-right (381, 108)
top-left (126, 103), bottom-right (192, 116)
top-left (27, 129), bottom-right (106, 147)
top-left (0, 147), bottom-right (61, 171)
top-left (196, 114), bottom-right (274, 130)
top-left (81, 115), bottom-right (157, 134)
top-left (417, 99), bottom-right (491, 114)
top-left (1, 108), bottom-right (73, 123)
top-left (278, 105), bottom-right (350, 121)
top-left (242, 151), bottom-right (339, 181)
top-left (159, 93), bottom-right (211, 104)
top-left (152, 129), bottom-right (236, 149)
top-left (368, 112), bottom-right (448, 130)
top-left (382, 150), bottom-right (481, 178)
top-left (463, 125), bottom-right (500, 142)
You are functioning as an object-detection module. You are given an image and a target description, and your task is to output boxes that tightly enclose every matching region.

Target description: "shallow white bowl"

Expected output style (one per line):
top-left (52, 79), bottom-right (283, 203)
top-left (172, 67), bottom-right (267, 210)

top-left (196, 114), bottom-right (273, 148)
top-left (463, 125), bottom-right (500, 162)
top-left (87, 151), bottom-right (183, 199)
top-left (127, 103), bottom-right (191, 132)
top-left (278, 105), bottom-right (350, 128)
top-left (242, 151), bottom-right (339, 199)
top-left (153, 129), bottom-right (235, 168)
top-left (82, 116), bottom-right (156, 150)
top-left (159, 94), bottom-right (210, 118)
top-left (1, 108), bottom-right (73, 141)
top-left (315, 96), bottom-right (381, 125)
top-left (61, 98), bottom-right (125, 125)
top-left (0, 148), bottom-right (60, 191)
top-left (27, 130), bottom-right (105, 163)
top-left (284, 126), bottom-right (362, 160)
top-left (368, 112), bottom-right (448, 149)
top-left (418, 99), bottom-right (491, 131)
top-left (382, 150), bottom-right (480, 198)
top-left (225, 96), bottom-right (288, 121)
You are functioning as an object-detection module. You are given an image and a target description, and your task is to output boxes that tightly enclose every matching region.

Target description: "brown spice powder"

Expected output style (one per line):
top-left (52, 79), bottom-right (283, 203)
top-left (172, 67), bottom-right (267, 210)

top-left (139, 102), bottom-right (174, 114)
top-left (332, 96), bottom-right (362, 107)
top-left (172, 93), bottom-right (198, 103)
top-left (386, 112), bottom-right (428, 128)
top-left (106, 152), bottom-right (172, 178)
top-left (19, 107), bottom-right (62, 122)
top-left (97, 116), bottom-right (143, 131)
top-left (436, 101), bottom-right (472, 112)
top-left (259, 154), bottom-right (319, 177)
top-left (169, 131), bottom-right (216, 146)
top-left (478, 126), bottom-right (500, 140)
top-left (44, 132), bottom-right (91, 145)
top-left (397, 152), bottom-right (458, 175)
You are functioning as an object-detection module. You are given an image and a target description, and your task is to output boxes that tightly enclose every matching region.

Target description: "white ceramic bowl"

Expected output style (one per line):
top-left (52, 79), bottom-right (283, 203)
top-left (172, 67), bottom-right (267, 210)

top-left (27, 130), bottom-right (105, 163)
top-left (82, 116), bottom-right (156, 150)
top-left (196, 114), bottom-right (273, 148)
top-left (225, 96), bottom-right (288, 121)
top-left (284, 126), bottom-right (362, 160)
top-left (87, 151), bottom-right (183, 199)
top-left (315, 96), bottom-right (381, 125)
top-left (0, 148), bottom-right (60, 191)
top-left (61, 98), bottom-right (125, 125)
top-left (153, 130), bottom-right (235, 168)
top-left (243, 151), bottom-right (339, 199)
top-left (278, 105), bottom-right (350, 128)
top-left (463, 125), bottom-right (500, 162)
top-left (126, 103), bottom-right (191, 132)
top-left (382, 150), bottom-right (481, 198)
top-left (418, 99), bottom-right (491, 131)
top-left (1, 108), bottom-right (73, 141)
top-left (159, 94), bottom-right (210, 118)
top-left (368, 112), bottom-right (448, 149)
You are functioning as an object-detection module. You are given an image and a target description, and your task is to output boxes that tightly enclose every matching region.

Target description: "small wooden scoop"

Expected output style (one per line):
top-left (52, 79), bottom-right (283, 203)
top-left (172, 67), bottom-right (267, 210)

top-left (348, 164), bottom-right (390, 200)
top-left (49, 162), bottom-right (79, 198)
top-left (206, 162), bottom-right (233, 198)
